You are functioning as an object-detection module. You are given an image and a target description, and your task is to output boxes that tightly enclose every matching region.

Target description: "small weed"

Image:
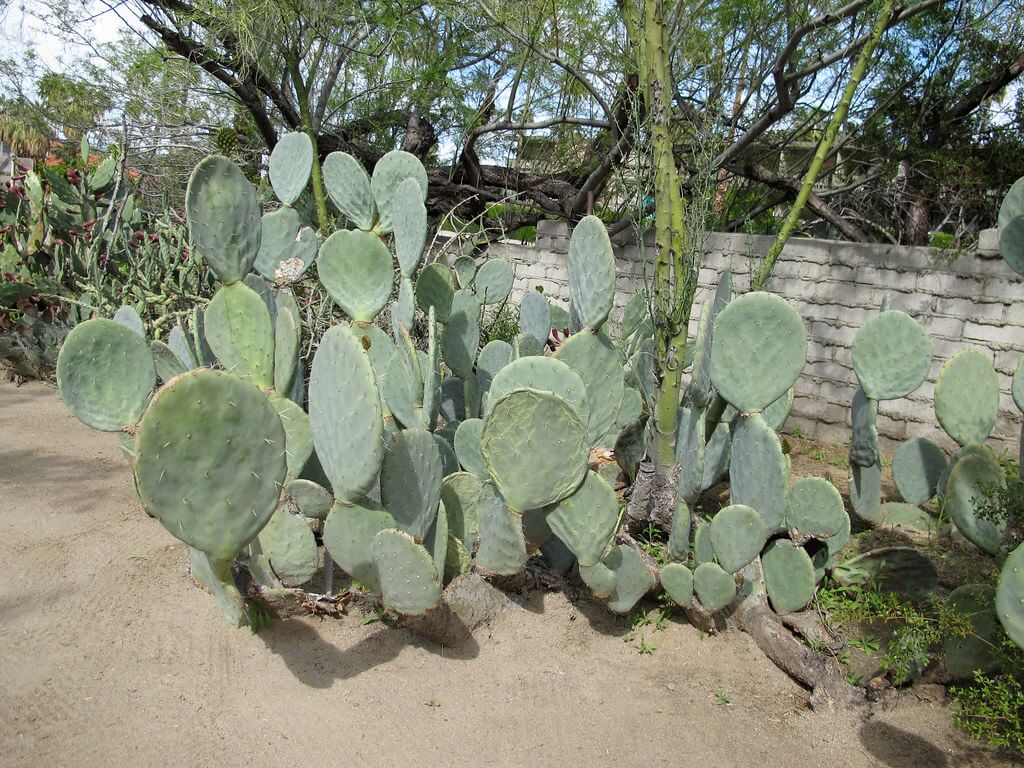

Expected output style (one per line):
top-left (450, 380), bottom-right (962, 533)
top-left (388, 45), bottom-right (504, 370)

top-left (848, 635), bottom-right (881, 655)
top-left (845, 672), bottom-right (862, 686)
top-left (952, 662), bottom-right (1024, 753)
top-left (791, 426), bottom-right (806, 439)
top-left (803, 636), bottom-right (825, 654)
top-left (653, 606), bottom-right (672, 631)
top-left (424, 698), bottom-right (442, 709)
top-left (715, 690), bottom-right (731, 706)
top-left (817, 581), bottom-right (974, 685)
top-left (626, 608), bottom-right (669, 655)
top-left (246, 601), bottom-right (274, 634)
top-left (362, 607), bottom-right (396, 627)
top-left (637, 637), bottom-right (657, 655)
top-left (637, 522), bottom-right (670, 565)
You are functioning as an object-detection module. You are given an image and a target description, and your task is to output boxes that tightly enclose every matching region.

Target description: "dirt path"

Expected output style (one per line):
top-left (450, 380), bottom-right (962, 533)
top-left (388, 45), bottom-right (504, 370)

top-left (0, 380), bottom-right (1013, 767)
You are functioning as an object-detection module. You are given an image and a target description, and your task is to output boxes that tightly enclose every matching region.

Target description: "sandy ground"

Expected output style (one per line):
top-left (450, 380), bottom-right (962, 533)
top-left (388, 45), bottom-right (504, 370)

top-left (0, 380), bottom-right (1017, 768)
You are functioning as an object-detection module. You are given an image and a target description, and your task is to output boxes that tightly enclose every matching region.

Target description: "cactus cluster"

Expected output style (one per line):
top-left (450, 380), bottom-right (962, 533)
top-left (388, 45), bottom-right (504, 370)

top-left (58, 137), bottom-right (1023, 655)
top-left (55, 137), bottom-right (659, 625)
top-left (662, 288), bottom-right (855, 617)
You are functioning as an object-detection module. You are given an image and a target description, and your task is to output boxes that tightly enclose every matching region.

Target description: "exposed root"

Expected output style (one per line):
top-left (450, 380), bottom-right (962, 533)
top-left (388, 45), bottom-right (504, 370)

top-left (731, 564), bottom-right (864, 710)
top-left (780, 611), bottom-right (845, 653)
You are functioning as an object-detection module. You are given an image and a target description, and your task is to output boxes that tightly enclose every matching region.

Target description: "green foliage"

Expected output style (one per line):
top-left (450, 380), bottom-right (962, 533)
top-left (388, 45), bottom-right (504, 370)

top-left (817, 581), bottom-right (974, 685)
top-left (480, 302), bottom-right (520, 347)
top-left (952, 667), bottom-right (1024, 753)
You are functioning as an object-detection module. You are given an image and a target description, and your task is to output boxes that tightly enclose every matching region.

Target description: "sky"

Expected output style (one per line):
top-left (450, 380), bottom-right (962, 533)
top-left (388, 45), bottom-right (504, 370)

top-left (2, 0), bottom-right (132, 87)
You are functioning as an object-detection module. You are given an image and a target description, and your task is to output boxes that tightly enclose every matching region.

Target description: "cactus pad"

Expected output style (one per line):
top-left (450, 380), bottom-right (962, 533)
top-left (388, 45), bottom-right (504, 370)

top-left (323, 499), bottom-right (396, 593)
top-left (204, 282), bottom-right (275, 386)
top-left (567, 215), bottom-right (615, 329)
top-left (188, 547), bottom-right (246, 626)
top-left (762, 540), bottom-right (815, 614)
top-left (676, 405), bottom-right (705, 503)
top-left (935, 348), bottom-right (999, 446)
top-left (544, 471), bottom-right (618, 568)
top-left (440, 472), bottom-right (484, 547)
top-left (996, 541), bottom-right (1024, 650)
top-left (371, 529), bottom-right (442, 615)
top-left (370, 150), bottom-right (428, 234)
top-left (393, 177), bottom-right (428, 276)
top-left (998, 176), bottom-right (1024, 274)
top-left (709, 504), bottom-right (768, 573)
top-left (454, 418), bottom-right (487, 478)
top-left (415, 262), bottom-right (455, 323)
top-left (660, 563), bottom-right (694, 607)
top-left (693, 562), bottom-right (736, 613)
top-left (701, 422), bottom-right (731, 492)
top-left (256, 507), bottom-right (318, 586)
top-left (168, 324), bottom-right (197, 370)
top-left (554, 330), bottom-right (624, 446)
top-left (762, 387), bottom-right (795, 433)
top-left (694, 521), bottom-right (715, 564)
top-left (729, 413), bottom-right (788, 531)
top-left (309, 324), bottom-right (384, 502)
top-left (944, 584), bottom-right (1002, 679)
top-left (880, 502), bottom-right (937, 533)
top-left (434, 435), bottom-right (458, 477)
top-left (134, 369), bottom-right (286, 560)
top-left (666, 500), bottom-right (691, 562)
top-left (476, 340), bottom-right (513, 393)
top-left (151, 340), bottom-right (187, 383)
top-left (481, 388), bottom-right (589, 512)
top-left (946, 452), bottom-right (1006, 554)
top-left (268, 131), bottom-right (312, 205)
top-left (604, 544), bottom-right (655, 614)
top-left (849, 460), bottom-right (883, 523)
top-left (710, 292), bottom-right (806, 413)
top-left (784, 477), bottom-right (845, 539)
top-left (380, 428), bottom-right (443, 540)
top-left (892, 437), bottom-right (946, 504)
top-left (475, 484), bottom-right (527, 576)
top-left (453, 255), bottom-right (477, 288)
top-left (285, 479), bottom-right (333, 519)
top-left (273, 303), bottom-right (300, 395)
top-left (317, 229), bottom-right (393, 322)
top-left (322, 151), bottom-right (376, 230)
top-left (519, 291), bottom-right (551, 344)
top-left (267, 393), bottom-right (313, 479)
top-left (579, 561), bottom-right (617, 598)
top-left (185, 155), bottom-right (260, 284)
top-left (441, 289), bottom-right (480, 380)
top-left (515, 332), bottom-right (545, 357)
top-left (382, 348), bottom-right (423, 429)
top-left (685, 301), bottom-right (716, 408)
top-left (849, 388), bottom-right (879, 467)
top-left (851, 310), bottom-right (931, 400)
top-left (833, 547), bottom-right (938, 599)
top-left (424, 501), bottom-right (449, 578)
top-left (255, 207), bottom-right (316, 284)
top-left (486, 356), bottom-right (590, 422)
top-left (445, 534), bottom-right (473, 582)
top-left (475, 258), bottom-right (514, 305)
top-left (938, 444), bottom-right (991, 504)
top-left (57, 318), bottom-right (156, 431)
top-left (113, 305), bottom-right (145, 337)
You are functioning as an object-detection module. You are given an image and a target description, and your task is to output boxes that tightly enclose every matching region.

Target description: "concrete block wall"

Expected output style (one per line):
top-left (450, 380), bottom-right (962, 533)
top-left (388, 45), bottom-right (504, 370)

top-left (489, 221), bottom-right (1024, 453)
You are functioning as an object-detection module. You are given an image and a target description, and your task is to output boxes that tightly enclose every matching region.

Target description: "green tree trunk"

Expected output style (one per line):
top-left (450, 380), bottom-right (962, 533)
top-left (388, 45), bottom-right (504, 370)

top-left (752, 0), bottom-right (895, 291)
